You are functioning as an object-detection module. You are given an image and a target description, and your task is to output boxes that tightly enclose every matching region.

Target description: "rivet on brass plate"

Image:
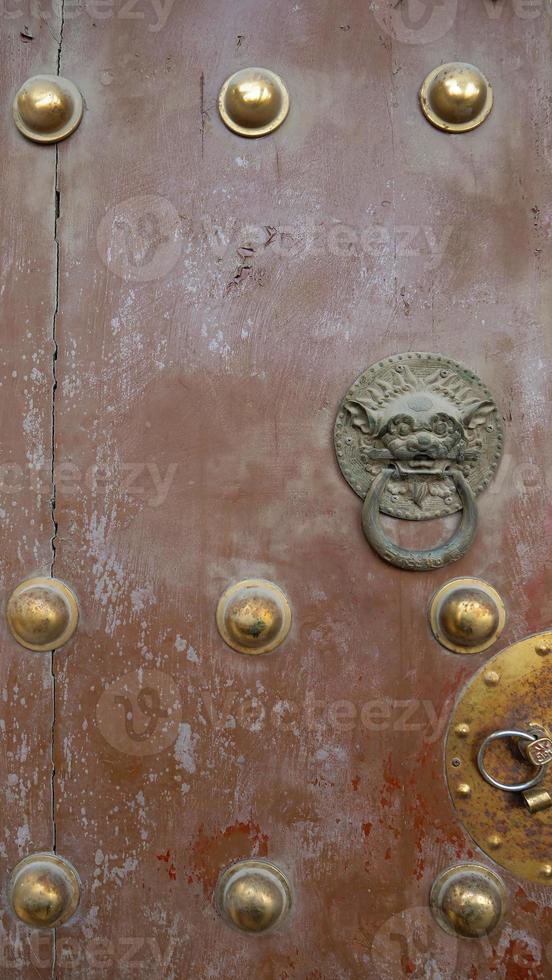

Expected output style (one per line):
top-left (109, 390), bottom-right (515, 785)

top-left (6, 576), bottom-right (79, 652)
top-left (9, 853), bottom-right (80, 928)
top-left (487, 835), bottom-right (502, 850)
top-left (535, 643), bottom-right (551, 656)
top-left (215, 859), bottom-right (292, 934)
top-left (419, 63), bottom-right (493, 133)
top-left (216, 579), bottom-right (291, 655)
top-left (523, 787), bottom-right (552, 814)
top-left (483, 671), bottom-right (500, 687)
top-left (455, 723), bottom-right (470, 738)
top-left (430, 863), bottom-right (507, 939)
top-left (13, 75), bottom-right (83, 143)
top-left (430, 578), bottom-right (505, 654)
top-left (457, 783), bottom-right (472, 798)
top-left (218, 68), bottom-right (289, 137)
top-left (542, 864), bottom-right (552, 878)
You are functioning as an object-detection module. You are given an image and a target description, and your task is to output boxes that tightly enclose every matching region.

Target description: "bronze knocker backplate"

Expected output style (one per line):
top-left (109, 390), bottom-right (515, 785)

top-left (334, 352), bottom-right (504, 570)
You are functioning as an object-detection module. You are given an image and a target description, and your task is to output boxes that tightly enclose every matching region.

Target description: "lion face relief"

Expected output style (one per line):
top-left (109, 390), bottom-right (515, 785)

top-left (346, 390), bottom-right (495, 472)
top-left (335, 353), bottom-right (503, 521)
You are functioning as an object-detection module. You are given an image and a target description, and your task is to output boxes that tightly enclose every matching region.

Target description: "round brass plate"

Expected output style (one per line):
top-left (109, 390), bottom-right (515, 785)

top-left (218, 68), bottom-right (289, 137)
top-left (216, 579), bottom-right (291, 655)
top-left (13, 75), bottom-right (83, 144)
top-left (215, 859), bottom-right (292, 934)
top-left (430, 577), bottom-right (505, 654)
top-left (430, 863), bottom-right (507, 938)
top-left (6, 576), bottom-right (79, 651)
top-left (9, 853), bottom-right (81, 929)
top-left (419, 63), bottom-right (493, 133)
top-left (445, 631), bottom-right (552, 884)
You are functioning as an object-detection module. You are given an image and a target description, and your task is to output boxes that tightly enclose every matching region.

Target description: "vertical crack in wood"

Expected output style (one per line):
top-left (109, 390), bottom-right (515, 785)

top-left (200, 71), bottom-right (205, 158)
top-left (50, 4), bottom-right (65, 976)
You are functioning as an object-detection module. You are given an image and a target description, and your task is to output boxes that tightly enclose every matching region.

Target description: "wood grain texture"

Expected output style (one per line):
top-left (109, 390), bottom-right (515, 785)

top-left (46, 1), bottom-right (552, 977)
top-left (0, 5), bottom-right (62, 975)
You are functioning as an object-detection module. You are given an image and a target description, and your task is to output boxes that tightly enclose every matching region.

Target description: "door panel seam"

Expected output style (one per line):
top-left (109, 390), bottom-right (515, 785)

top-left (50, 2), bottom-right (65, 977)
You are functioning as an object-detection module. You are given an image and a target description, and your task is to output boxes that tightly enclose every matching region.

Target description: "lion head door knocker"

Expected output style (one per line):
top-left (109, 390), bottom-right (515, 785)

top-left (334, 353), bottom-right (504, 571)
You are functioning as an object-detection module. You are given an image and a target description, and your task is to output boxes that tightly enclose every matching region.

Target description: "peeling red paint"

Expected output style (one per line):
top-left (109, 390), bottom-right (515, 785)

top-left (504, 938), bottom-right (539, 976)
top-left (156, 849), bottom-right (176, 880)
top-left (524, 512), bottom-right (552, 629)
top-left (362, 821), bottom-right (372, 838)
top-left (515, 886), bottom-right (540, 915)
top-left (351, 775), bottom-right (360, 791)
top-left (486, 938), bottom-right (542, 978)
top-left (383, 754), bottom-right (402, 791)
top-left (379, 748), bottom-right (472, 881)
top-left (189, 820), bottom-right (269, 895)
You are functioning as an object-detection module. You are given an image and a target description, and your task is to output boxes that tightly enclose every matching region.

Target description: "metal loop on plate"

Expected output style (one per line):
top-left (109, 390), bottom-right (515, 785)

top-left (361, 467), bottom-right (478, 571)
top-left (477, 729), bottom-right (548, 793)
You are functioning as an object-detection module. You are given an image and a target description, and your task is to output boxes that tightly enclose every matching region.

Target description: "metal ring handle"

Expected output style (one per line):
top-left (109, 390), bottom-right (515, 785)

top-left (361, 467), bottom-right (478, 571)
top-left (477, 729), bottom-right (548, 793)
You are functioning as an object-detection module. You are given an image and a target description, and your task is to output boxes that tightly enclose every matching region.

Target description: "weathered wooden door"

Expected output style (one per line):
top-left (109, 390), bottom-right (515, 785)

top-left (2, 1), bottom-right (551, 976)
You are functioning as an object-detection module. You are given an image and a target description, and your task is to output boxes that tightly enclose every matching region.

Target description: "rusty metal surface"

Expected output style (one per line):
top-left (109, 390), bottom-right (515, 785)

top-left (0, 0), bottom-right (551, 976)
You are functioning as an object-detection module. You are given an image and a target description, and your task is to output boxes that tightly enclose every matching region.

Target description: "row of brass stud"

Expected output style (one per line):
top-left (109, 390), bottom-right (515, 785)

top-left (5, 574), bottom-right (505, 655)
top-left (12, 62), bottom-right (493, 145)
top-left (217, 576), bottom-right (506, 656)
top-left (8, 854), bottom-right (293, 934)
top-left (8, 851), bottom-right (509, 940)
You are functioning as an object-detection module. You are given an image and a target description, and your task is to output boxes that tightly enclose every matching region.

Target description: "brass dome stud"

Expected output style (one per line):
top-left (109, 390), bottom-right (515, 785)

top-left (215, 860), bottom-right (292, 934)
top-left (12, 75), bottom-right (83, 143)
top-left (6, 576), bottom-right (79, 652)
top-left (430, 863), bottom-right (507, 939)
top-left (216, 579), bottom-right (291, 655)
top-left (429, 577), bottom-right (505, 654)
top-left (419, 63), bottom-right (493, 133)
top-left (9, 853), bottom-right (81, 929)
top-left (218, 68), bottom-right (289, 137)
